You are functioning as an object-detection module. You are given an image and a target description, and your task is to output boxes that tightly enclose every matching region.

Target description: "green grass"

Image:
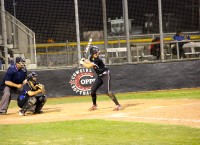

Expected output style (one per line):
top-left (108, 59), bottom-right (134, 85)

top-left (3, 88), bottom-right (200, 145)
top-left (8, 88), bottom-right (200, 108)
top-left (46, 89), bottom-right (200, 105)
top-left (0, 120), bottom-right (199, 145)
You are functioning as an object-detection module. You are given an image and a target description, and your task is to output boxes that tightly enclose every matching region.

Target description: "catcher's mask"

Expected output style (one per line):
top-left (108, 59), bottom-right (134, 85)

top-left (90, 46), bottom-right (100, 55)
top-left (27, 72), bottom-right (38, 83)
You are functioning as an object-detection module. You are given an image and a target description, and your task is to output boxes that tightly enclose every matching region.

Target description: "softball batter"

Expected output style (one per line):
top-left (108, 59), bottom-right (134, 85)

top-left (80, 46), bottom-right (123, 111)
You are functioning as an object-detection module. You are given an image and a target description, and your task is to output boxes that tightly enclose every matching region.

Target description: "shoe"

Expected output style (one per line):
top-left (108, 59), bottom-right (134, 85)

top-left (0, 112), bottom-right (6, 115)
top-left (88, 105), bottom-right (98, 111)
top-left (28, 109), bottom-right (35, 113)
top-left (34, 110), bottom-right (43, 114)
top-left (113, 105), bottom-right (123, 111)
top-left (19, 110), bottom-right (25, 116)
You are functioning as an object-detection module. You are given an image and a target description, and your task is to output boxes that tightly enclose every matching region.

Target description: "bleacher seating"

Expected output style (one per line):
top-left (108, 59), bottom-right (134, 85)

top-left (107, 45), bottom-right (154, 64)
top-left (183, 42), bottom-right (200, 57)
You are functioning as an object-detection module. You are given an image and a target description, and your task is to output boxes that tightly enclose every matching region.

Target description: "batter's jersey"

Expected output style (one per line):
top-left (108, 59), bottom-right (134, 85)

top-left (89, 56), bottom-right (108, 75)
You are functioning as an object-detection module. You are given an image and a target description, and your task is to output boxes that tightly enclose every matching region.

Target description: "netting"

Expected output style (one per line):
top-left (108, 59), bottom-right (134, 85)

top-left (1, 0), bottom-right (200, 67)
top-left (5, 0), bottom-right (199, 42)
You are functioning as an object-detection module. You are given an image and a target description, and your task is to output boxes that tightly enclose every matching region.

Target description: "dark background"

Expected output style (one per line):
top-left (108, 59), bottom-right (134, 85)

top-left (4, 0), bottom-right (199, 43)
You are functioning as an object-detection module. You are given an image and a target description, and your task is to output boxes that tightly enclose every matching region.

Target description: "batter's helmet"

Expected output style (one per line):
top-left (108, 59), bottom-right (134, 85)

top-left (90, 46), bottom-right (99, 55)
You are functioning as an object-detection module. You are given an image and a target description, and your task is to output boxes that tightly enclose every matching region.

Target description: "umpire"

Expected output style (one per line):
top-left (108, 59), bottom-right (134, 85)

top-left (0, 57), bottom-right (27, 115)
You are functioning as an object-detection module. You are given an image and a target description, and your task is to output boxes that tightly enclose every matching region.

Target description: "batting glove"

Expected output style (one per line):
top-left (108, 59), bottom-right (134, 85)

top-left (79, 58), bottom-right (85, 65)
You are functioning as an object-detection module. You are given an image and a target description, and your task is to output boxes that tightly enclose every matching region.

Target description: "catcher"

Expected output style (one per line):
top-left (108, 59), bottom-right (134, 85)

top-left (17, 72), bottom-right (47, 116)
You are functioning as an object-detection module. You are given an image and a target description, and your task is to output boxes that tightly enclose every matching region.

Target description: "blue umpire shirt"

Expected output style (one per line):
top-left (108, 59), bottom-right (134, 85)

top-left (1, 64), bottom-right (27, 90)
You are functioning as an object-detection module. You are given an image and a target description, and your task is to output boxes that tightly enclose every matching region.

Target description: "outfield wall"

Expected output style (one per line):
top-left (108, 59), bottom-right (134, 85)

top-left (0, 60), bottom-right (200, 98)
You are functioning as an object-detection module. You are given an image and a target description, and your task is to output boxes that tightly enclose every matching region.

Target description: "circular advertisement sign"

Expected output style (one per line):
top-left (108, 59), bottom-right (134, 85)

top-left (69, 68), bottom-right (95, 95)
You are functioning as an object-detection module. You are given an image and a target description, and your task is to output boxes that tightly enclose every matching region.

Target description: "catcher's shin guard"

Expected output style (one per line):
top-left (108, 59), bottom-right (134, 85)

top-left (35, 95), bottom-right (47, 113)
top-left (21, 97), bottom-right (37, 114)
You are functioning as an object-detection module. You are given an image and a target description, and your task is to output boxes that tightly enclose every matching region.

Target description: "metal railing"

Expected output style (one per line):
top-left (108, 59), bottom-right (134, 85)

top-left (36, 33), bottom-right (200, 68)
top-left (5, 11), bottom-right (37, 64)
top-left (0, 10), bottom-right (37, 70)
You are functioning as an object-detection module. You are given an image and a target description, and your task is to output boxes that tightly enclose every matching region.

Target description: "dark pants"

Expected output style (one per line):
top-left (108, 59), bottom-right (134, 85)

top-left (179, 43), bottom-right (186, 58)
top-left (150, 43), bottom-right (161, 60)
top-left (17, 95), bottom-right (47, 113)
top-left (172, 42), bottom-right (186, 58)
top-left (91, 71), bottom-right (119, 106)
top-left (91, 73), bottom-right (111, 96)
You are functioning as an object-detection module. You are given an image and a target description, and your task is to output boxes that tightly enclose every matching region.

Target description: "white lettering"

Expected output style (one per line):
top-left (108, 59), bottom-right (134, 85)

top-left (80, 79), bottom-right (95, 85)
top-left (75, 70), bottom-right (80, 74)
top-left (70, 68), bottom-right (94, 95)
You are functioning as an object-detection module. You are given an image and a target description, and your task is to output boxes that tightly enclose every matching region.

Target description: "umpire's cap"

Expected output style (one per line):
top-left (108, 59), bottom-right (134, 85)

top-left (16, 57), bottom-right (26, 63)
top-left (90, 46), bottom-right (99, 55)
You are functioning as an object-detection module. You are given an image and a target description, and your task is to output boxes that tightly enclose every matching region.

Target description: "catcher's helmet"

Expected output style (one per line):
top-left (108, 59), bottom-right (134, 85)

top-left (27, 72), bottom-right (38, 81)
top-left (90, 46), bottom-right (99, 55)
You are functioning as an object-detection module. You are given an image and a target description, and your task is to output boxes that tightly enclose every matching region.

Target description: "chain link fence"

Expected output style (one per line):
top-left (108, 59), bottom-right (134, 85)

top-left (1, 0), bottom-right (200, 68)
top-left (36, 31), bottom-right (200, 67)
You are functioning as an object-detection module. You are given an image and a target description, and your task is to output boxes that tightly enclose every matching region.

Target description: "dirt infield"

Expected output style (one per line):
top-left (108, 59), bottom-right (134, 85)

top-left (0, 99), bottom-right (200, 128)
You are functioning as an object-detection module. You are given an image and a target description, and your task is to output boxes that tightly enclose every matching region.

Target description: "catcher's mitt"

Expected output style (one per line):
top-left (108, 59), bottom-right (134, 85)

top-left (28, 80), bottom-right (38, 91)
top-left (36, 84), bottom-right (46, 94)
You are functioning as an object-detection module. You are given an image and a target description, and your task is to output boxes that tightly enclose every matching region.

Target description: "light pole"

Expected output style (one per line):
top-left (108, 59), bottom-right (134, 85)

top-left (123, 0), bottom-right (131, 63)
top-left (158, 0), bottom-right (164, 61)
top-left (74, 0), bottom-right (81, 66)
top-left (102, 0), bottom-right (108, 63)
top-left (13, 0), bottom-right (17, 18)
top-left (197, 0), bottom-right (200, 32)
top-left (12, 0), bottom-right (17, 49)
top-left (1, 0), bottom-right (8, 68)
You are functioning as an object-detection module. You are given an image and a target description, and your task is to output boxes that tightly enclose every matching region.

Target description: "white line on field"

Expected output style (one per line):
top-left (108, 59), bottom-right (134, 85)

top-left (137, 103), bottom-right (200, 112)
top-left (106, 113), bottom-right (200, 123)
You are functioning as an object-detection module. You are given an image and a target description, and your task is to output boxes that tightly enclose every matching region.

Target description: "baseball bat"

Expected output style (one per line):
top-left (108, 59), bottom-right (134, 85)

top-left (83, 37), bottom-right (93, 58)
